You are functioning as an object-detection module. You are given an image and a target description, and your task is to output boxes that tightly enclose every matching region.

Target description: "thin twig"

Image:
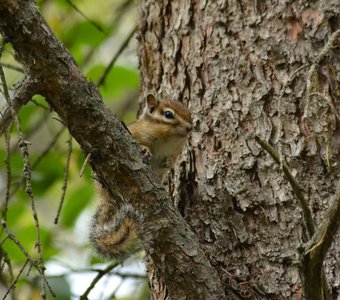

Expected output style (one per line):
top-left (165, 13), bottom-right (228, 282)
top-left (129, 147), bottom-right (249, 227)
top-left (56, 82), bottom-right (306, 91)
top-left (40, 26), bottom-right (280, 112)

top-left (304, 228), bottom-right (327, 255)
top-left (1, 221), bottom-right (55, 297)
top-left (65, 0), bottom-right (104, 33)
top-left (10, 111), bottom-right (49, 152)
top-left (2, 259), bottom-right (29, 300)
top-left (79, 261), bottom-right (119, 300)
top-left (45, 269), bottom-right (147, 279)
top-left (0, 82), bottom-right (13, 91)
top-left (254, 135), bottom-right (315, 237)
top-left (6, 126), bottom-right (65, 199)
top-left (2, 124), bottom-right (12, 222)
top-left (81, 0), bottom-right (134, 68)
top-left (97, 25), bottom-right (137, 87)
top-left (1, 222), bottom-right (34, 269)
top-left (255, 135), bottom-right (335, 298)
top-left (305, 181), bottom-right (340, 258)
top-left (106, 279), bottom-right (124, 300)
top-left (31, 127), bottom-right (65, 169)
top-left (80, 153), bottom-right (91, 177)
top-left (2, 250), bottom-right (15, 300)
top-left (113, 271), bottom-right (147, 279)
top-left (54, 134), bottom-right (72, 224)
top-left (0, 41), bottom-right (47, 299)
top-left (301, 181), bottom-right (340, 300)
top-left (0, 62), bottom-right (24, 73)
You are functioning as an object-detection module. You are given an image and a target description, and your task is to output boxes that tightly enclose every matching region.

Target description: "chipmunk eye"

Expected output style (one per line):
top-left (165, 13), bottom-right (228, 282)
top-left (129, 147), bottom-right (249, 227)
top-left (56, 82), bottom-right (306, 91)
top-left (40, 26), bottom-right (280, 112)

top-left (163, 110), bottom-right (174, 119)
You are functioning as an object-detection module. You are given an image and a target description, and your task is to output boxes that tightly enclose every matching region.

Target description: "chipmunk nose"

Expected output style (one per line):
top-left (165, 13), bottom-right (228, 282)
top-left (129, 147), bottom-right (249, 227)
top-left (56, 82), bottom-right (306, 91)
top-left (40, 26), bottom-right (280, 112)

top-left (186, 124), bottom-right (193, 132)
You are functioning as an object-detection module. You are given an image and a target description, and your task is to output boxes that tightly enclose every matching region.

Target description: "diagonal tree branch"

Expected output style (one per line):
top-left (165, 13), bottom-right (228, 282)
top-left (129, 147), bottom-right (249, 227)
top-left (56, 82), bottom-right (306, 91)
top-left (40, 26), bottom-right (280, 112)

top-left (0, 1), bottom-right (227, 299)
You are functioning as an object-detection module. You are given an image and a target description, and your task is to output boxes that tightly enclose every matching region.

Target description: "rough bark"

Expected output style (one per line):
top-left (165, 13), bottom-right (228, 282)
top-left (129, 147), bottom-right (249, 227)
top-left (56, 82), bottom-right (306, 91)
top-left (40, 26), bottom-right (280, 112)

top-left (138, 0), bottom-right (340, 298)
top-left (0, 1), bottom-right (228, 299)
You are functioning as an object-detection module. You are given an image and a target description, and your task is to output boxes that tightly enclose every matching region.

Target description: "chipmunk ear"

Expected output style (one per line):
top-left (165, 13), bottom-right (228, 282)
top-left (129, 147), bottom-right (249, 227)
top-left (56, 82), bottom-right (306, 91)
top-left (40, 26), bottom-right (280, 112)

top-left (146, 93), bottom-right (158, 113)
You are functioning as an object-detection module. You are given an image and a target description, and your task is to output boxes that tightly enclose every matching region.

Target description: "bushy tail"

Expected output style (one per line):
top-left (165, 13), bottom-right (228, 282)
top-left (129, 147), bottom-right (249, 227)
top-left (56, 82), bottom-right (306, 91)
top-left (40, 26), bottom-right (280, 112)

top-left (90, 204), bottom-right (142, 259)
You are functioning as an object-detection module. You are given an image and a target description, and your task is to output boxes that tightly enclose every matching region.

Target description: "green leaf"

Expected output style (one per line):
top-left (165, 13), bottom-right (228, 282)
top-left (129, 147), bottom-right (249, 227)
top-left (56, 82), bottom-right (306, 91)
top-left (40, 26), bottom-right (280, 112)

top-left (31, 94), bottom-right (48, 108)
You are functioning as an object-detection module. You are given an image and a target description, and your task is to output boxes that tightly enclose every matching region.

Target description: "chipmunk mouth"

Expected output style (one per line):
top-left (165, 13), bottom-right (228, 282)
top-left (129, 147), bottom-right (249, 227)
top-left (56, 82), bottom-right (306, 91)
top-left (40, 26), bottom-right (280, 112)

top-left (177, 130), bottom-right (191, 137)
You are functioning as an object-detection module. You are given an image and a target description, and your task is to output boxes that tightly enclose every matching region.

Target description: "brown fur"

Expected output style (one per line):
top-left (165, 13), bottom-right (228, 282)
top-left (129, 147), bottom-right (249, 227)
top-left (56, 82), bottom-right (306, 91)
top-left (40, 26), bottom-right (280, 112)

top-left (91, 95), bottom-right (192, 258)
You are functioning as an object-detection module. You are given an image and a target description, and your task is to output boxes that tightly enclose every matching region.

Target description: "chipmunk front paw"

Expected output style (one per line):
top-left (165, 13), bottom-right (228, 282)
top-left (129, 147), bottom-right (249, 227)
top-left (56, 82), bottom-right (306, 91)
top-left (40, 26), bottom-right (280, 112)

top-left (141, 146), bottom-right (152, 164)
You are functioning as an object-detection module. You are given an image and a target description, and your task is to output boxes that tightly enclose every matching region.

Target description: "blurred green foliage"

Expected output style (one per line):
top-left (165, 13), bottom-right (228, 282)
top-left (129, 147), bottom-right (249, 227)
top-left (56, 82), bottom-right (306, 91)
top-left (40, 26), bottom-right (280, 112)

top-left (0, 0), bottom-right (146, 299)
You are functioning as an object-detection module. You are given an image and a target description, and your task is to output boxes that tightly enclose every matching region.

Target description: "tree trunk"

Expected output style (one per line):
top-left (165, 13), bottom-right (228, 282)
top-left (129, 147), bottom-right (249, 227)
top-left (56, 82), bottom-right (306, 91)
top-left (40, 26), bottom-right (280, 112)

top-left (0, 1), bottom-right (228, 299)
top-left (138, 0), bottom-right (340, 299)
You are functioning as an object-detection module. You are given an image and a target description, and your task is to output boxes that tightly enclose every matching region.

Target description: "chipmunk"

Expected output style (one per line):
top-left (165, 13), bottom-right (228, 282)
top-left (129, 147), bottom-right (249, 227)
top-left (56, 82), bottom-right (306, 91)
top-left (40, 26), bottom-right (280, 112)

top-left (90, 93), bottom-right (192, 258)
top-left (129, 93), bottom-right (193, 180)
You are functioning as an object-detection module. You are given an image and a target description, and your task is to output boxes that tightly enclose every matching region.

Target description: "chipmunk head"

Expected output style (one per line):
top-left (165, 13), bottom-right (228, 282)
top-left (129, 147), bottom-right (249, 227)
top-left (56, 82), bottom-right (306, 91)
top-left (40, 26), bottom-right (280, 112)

top-left (143, 94), bottom-right (193, 138)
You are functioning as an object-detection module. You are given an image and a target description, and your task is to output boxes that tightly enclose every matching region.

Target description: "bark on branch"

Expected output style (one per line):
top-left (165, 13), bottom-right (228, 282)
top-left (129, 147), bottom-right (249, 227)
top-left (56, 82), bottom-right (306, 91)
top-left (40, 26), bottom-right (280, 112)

top-left (0, 1), bottom-right (226, 298)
